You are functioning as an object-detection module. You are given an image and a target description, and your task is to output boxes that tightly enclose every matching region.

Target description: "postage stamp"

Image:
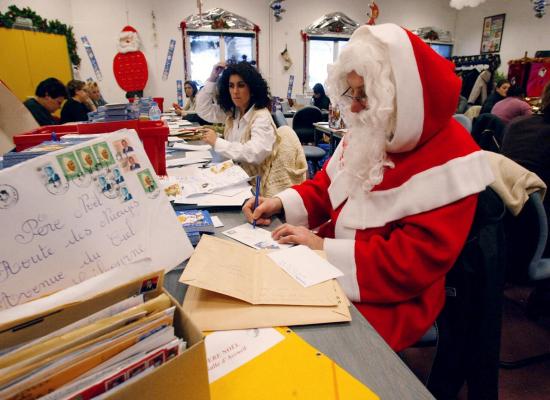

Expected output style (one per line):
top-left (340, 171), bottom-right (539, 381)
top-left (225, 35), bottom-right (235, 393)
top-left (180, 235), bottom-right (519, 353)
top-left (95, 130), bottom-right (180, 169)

top-left (75, 146), bottom-right (98, 174)
top-left (56, 152), bottom-right (83, 181)
top-left (137, 169), bottom-right (159, 198)
top-left (92, 142), bottom-right (115, 168)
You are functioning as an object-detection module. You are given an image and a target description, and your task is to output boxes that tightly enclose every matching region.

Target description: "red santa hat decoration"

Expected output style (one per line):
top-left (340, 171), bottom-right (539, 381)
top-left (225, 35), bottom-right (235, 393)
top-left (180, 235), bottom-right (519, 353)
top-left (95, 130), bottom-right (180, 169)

top-left (113, 25), bottom-right (148, 96)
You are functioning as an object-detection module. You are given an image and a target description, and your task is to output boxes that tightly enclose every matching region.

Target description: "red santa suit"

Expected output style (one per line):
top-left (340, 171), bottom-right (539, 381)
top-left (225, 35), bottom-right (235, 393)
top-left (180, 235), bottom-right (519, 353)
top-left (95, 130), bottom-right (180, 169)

top-left (276, 24), bottom-right (494, 351)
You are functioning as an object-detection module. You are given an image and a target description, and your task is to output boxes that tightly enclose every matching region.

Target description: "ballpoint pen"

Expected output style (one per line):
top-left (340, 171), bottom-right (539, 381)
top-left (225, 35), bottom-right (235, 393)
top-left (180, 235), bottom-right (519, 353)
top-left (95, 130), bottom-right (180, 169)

top-left (252, 175), bottom-right (261, 229)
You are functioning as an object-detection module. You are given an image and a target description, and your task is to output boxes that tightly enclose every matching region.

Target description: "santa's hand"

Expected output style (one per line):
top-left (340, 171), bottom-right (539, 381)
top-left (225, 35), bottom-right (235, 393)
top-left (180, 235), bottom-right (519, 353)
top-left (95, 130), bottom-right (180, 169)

top-left (209, 62), bottom-right (227, 82)
top-left (272, 224), bottom-right (324, 250)
top-left (243, 196), bottom-right (282, 226)
top-left (201, 129), bottom-right (217, 145)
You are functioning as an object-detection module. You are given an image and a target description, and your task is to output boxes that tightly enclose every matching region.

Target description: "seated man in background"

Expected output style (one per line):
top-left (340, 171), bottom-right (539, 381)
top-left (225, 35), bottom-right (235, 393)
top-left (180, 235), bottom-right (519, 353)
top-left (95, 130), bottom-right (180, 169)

top-left (61, 80), bottom-right (92, 123)
top-left (501, 81), bottom-right (550, 256)
top-left (243, 23), bottom-right (494, 351)
top-left (23, 78), bottom-right (66, 126)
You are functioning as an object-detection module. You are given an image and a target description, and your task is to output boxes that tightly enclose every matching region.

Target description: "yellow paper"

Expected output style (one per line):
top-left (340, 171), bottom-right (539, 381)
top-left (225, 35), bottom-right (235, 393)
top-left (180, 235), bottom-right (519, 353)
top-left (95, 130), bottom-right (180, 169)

top-left (209, 327), bottom-right (378, 400)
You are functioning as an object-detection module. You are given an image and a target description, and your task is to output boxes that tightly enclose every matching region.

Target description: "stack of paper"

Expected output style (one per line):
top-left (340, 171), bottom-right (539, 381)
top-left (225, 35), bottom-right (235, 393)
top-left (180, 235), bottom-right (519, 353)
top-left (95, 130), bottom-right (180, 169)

top-left (0, 293), bottom-right (186, 400)
top-left (180, 235), bottom-right (351, 331)
top-left (171, 161), bottom-right (253, 207)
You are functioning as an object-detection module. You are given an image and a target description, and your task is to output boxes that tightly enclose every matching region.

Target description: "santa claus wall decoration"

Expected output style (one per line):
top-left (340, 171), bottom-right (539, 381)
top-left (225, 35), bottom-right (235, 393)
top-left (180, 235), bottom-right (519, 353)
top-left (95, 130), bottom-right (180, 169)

top-left (113, 26), bottom-right (148, 98)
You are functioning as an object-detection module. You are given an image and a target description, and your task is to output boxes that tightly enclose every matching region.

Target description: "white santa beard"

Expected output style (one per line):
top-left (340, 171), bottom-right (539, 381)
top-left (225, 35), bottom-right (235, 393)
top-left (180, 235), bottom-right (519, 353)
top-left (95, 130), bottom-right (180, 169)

top-left (117, 32), bottom-right (140, 53)
top-left (341, 108), bottom-right (393, 193)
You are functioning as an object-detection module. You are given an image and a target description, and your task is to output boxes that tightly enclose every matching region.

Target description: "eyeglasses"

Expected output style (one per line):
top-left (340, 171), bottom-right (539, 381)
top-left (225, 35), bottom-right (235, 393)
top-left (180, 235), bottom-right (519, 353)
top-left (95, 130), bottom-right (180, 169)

top-left (341, 87), bottom-right (367, 104)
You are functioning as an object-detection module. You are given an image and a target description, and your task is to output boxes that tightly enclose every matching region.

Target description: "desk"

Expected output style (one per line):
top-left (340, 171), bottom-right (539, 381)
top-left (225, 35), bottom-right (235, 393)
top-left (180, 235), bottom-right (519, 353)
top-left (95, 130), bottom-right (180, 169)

top-left (163, 207), bottom-right (434, 400)
top-left (313, 122), bottom-right (347, 155)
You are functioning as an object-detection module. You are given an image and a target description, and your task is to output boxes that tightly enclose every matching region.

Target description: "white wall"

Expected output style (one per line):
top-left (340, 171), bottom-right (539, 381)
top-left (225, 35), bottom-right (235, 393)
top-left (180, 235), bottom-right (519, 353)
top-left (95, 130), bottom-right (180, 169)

top-left (454, 0), bottom-right (550, 75)
top-left (6, 0), bottom-right (549, 104)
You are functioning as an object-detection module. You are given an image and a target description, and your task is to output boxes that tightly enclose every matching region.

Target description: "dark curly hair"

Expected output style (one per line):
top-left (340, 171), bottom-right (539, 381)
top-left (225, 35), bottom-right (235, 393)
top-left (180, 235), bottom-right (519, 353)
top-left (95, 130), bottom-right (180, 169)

top-left (216, 62), bottom-right (271, 114)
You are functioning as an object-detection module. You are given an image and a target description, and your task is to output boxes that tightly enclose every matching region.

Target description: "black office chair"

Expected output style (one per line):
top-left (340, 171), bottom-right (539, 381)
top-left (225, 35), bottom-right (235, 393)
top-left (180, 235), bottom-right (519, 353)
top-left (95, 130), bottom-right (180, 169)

top-left (292, 106), bottom-right (323, 144)
top-left (413, 187), bottom-right (506, 400)
top-left (500, 191), bottom-right (550, 369)
top-left (275, 110), bottom-right (325, 177)
top-left (471, 113), bottom-right (506, 152)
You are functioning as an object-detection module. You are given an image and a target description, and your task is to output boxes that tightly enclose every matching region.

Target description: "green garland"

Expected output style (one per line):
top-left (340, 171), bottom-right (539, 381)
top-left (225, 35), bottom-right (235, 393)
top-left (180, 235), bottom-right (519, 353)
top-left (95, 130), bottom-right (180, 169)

top-left (0, 5), bottom-right (80, 66)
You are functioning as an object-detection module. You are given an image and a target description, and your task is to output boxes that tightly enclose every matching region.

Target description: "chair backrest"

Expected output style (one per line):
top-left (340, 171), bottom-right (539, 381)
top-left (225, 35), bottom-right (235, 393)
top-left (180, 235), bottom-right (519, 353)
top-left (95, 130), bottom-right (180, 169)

top-left (471, 113), bottom-right (506, 152)
top-left (426, 187), bottom-right (506, 400)
top-left (504, 191), bottom-right (550, 282)
top-left (453, 113), bottom-right (472, 133)
top-left (292, 106), bottom-right (322, 143)
top-left (272, 110), bottom-right (288, 128)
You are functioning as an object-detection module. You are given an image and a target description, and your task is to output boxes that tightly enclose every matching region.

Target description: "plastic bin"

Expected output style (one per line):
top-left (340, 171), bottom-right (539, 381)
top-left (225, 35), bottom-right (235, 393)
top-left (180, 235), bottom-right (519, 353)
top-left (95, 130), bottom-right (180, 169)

top-left (13, 120), bottom-right (168, 175)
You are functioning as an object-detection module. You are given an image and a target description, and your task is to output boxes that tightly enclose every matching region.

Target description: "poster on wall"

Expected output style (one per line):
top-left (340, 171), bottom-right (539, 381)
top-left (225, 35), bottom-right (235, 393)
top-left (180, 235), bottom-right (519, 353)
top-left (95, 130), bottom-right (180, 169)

top-left (480, 14), bottom-right (505, 54)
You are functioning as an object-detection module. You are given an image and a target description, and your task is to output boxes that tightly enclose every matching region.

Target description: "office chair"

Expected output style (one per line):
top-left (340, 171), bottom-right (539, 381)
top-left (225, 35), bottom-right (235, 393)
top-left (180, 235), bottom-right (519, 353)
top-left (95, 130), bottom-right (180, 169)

top-left (471, 113), bottom-right (506, 152)
top-left (292, 106), bottom-right (323, 144)
top-left (453, 113), bottom-right (472, 133)
top-left (272, 110), bottom-right (288, 128)
top-left (274, 109), bottom-right (325, 177)
top-left (500, 191), bottom-right (550, 369)
top-left (413, 187), bottom-right (506, 400)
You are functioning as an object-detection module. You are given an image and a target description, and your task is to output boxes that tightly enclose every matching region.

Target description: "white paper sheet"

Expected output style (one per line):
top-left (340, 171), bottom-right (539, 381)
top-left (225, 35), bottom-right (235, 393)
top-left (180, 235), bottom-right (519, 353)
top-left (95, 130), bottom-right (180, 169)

top-left (205, 328), bottom-right (284, 383)
top-left (267, 245), bottom-right (343, 287)
top-left (0, 129), bottom-right (193, 311)
top-left (184, 150), bottom-right (213, 160)
top-left (222, 223), bottom-right (292, 250)
top-left (166, 157), bottom-right (210, 167)
top-left (171, 143), bottom-right (212, 151)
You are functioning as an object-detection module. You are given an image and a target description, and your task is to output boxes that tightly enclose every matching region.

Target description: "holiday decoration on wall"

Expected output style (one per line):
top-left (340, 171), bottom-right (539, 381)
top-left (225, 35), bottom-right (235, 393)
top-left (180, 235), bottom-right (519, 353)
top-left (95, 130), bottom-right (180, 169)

top-left (367, 1), bottom-right (379, 25)
top-left (304, 12), bottom-right (359, 35)
top-left (176, 80), bottom-right (183, 107)
top-left (162, 39), bottom-right (176, 80)
top-left (533, 0), bottom-right (548, 18)
top-left (81, 36), bottom-right (102, 81)
top-left (270, 0), bottom-right (286, 22)
top-left (0, 5), bottom-right (80, 66)
top-left (113, 26), bottom-right (149, 97)
top-left (151, 11), bottom-right (158, 48)
top-left (280, 45), bottom-right (292, 70)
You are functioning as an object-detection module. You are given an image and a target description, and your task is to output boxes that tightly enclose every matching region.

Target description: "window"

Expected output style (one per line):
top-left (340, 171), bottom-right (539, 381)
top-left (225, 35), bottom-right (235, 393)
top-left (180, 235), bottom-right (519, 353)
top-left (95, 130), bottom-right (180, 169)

top-left (188, 32), bottom-right (255, 85)
top-left (307, 38), bottom-right (348, 91)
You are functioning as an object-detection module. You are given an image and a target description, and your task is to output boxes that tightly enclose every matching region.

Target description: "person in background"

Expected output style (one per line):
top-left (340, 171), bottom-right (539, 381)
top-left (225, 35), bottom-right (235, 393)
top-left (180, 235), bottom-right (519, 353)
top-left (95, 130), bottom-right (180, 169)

top-left (196, 61), bottom-right (307, 196)
top-left (312, 83), bottom-right (331, 110)
top-left (173, 80), bottom-right (198, 117)
top-left (491, 84), bottom-right (532, 123)
top-left (480, 80), bottom-right (510, 115)
top-left (242, 23), bottom-right (493, 351)
top-left (23, 78), bottom-right (67, 126)
top-left (501, 81), bottom-right (550, 254)
top-left (84, 81), bottom-right (107, 111)
top-left (61, 80), bottom-right (91, 123)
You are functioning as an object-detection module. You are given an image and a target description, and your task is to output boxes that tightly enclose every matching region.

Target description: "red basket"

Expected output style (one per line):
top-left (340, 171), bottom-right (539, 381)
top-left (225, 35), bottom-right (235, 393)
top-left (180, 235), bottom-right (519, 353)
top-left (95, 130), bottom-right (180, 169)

top-left (13, 120), bottom-right (168, 175)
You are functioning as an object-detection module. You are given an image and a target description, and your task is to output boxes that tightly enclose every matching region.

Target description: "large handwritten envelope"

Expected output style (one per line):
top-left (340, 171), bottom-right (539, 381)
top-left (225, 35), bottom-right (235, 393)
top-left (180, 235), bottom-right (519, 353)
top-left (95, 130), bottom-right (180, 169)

top-left (179, 235), bottom-right (341, 306)
top-left (0, 129), bottom-right (193, 311)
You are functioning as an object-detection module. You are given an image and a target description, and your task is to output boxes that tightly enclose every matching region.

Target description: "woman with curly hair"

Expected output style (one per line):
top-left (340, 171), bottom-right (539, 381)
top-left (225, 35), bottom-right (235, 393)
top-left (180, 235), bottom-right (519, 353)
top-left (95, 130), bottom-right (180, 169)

top-left (196, 61), bottom-right (306, 196)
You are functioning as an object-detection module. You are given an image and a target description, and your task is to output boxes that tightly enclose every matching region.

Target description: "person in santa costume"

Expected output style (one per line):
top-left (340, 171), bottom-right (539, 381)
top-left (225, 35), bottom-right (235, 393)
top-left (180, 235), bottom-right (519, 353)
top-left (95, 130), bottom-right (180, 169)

top-left (243, 23), bottom-right (495, 351)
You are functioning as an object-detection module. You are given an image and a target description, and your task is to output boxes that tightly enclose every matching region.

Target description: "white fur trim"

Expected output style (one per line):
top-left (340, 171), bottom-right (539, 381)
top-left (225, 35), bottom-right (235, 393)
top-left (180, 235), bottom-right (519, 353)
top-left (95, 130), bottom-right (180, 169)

top-left (335, 151), bottom-right (494, 229)
top-left (367, 24), bottom-right (424, 152)
top-left (324, 238), bottom-right (361, 302)
top-left (276, 188), bottom-right (309, 227)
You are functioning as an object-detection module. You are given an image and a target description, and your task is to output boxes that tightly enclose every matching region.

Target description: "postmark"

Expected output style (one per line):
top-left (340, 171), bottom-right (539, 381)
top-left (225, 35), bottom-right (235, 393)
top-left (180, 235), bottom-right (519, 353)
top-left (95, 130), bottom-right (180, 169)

top-left (0, 184), bottom-right (18, 209)
top-left (37, 163), bottom-right (69, 195)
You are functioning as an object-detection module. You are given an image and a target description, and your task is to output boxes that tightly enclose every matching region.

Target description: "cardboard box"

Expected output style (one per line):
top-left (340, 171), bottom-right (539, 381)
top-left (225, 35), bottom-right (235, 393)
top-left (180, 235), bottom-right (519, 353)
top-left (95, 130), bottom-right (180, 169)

top-left (0, 272), bottom-right (210, 400)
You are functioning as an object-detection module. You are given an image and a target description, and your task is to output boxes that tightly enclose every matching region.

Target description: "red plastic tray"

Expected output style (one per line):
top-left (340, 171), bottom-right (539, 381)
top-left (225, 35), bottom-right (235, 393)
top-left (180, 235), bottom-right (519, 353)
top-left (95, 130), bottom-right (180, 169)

top-left (13, 120), bottom-right (168, 175)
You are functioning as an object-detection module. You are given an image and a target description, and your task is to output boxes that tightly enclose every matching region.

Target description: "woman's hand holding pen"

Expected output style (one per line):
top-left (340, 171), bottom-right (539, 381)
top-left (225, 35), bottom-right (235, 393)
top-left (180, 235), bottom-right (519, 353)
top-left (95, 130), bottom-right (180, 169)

top-left (242, 196), bottom-right (282, 226)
